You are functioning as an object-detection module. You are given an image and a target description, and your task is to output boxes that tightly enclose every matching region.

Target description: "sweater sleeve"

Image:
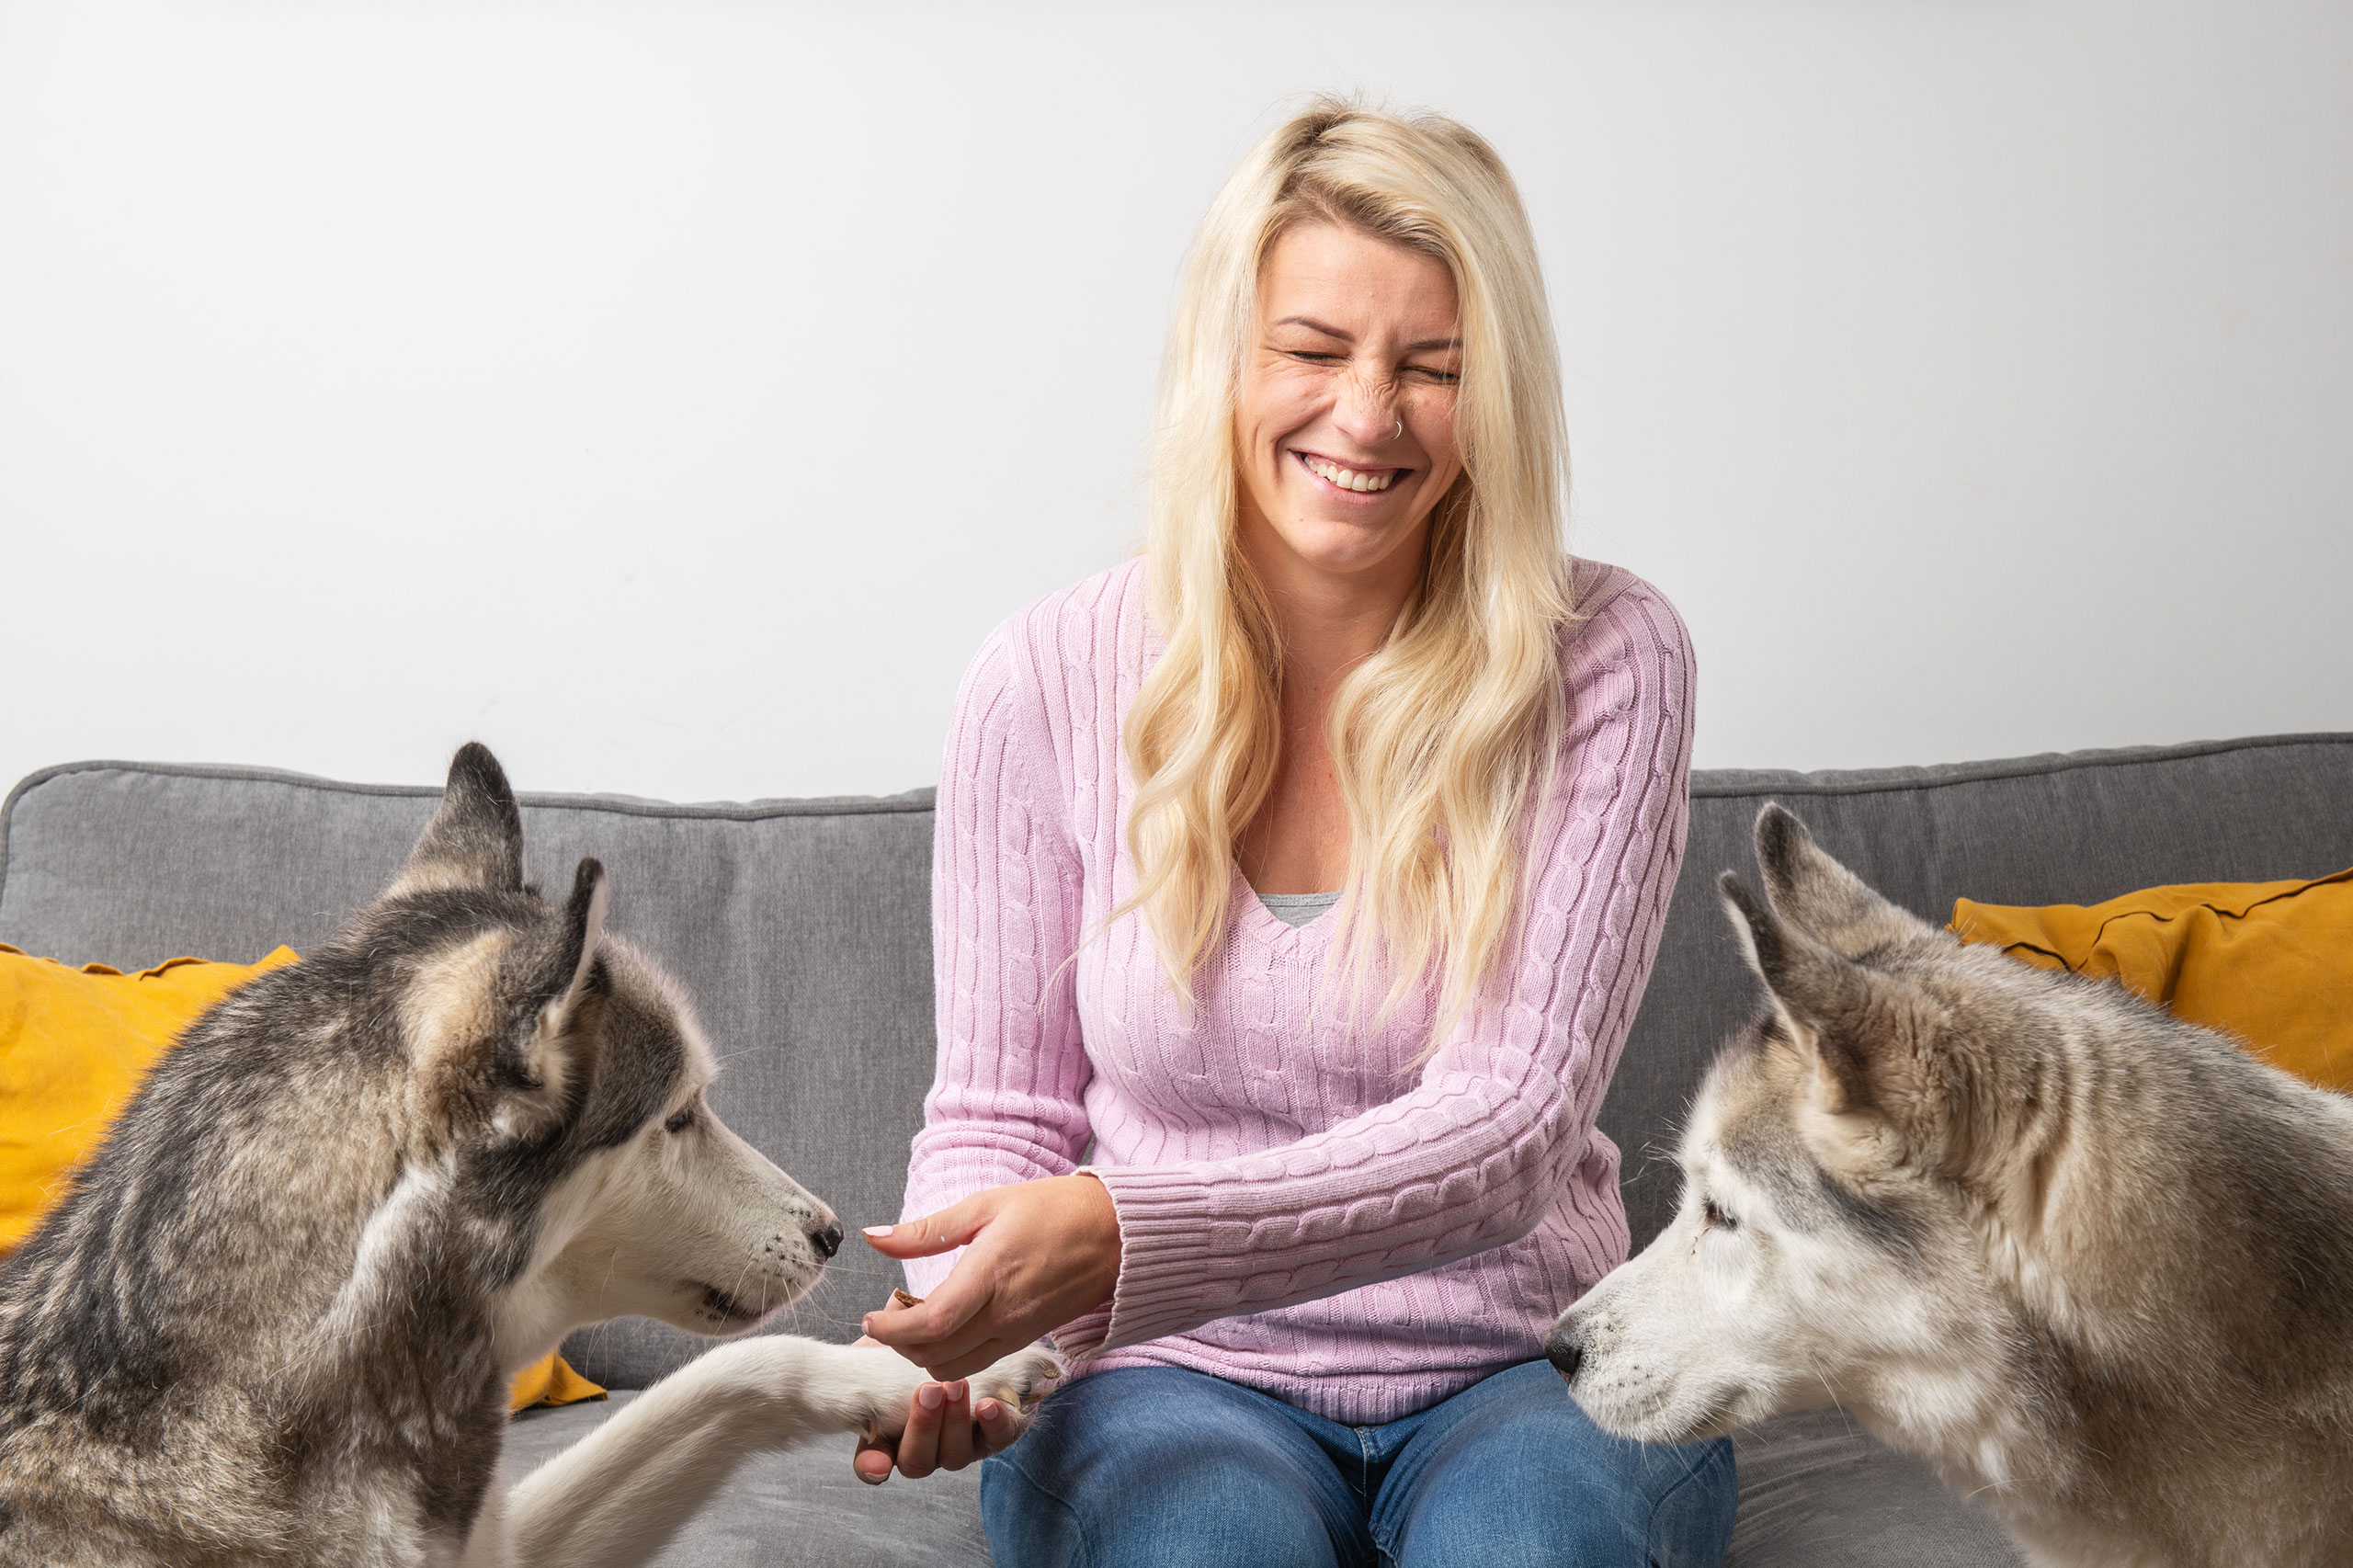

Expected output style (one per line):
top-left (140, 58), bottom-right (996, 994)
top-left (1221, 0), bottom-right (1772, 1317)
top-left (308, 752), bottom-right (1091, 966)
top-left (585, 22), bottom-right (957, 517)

top-left (897, 618), bottom-right (1094, 1299)
top-left (1058, 578), bottom-right (1697, 1358)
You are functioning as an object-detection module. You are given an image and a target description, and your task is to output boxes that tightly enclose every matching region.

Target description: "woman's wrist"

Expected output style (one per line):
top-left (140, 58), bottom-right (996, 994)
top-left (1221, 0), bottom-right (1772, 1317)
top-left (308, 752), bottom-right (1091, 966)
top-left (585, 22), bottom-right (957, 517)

top-left (1066, 1170), bottom-right (1121, 1310)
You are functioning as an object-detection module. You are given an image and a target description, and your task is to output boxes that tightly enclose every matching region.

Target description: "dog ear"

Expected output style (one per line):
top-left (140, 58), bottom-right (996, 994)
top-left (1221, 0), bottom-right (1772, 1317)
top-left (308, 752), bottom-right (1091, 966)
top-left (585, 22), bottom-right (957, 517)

top-left (390, 743), bottom-right (525, 898)
top-left (1722, 868), bottom-right (1963, 1159)
top-left (544, 858), bottom-right (608, 1039)
top-left (1722, 871), bottom-right (1880, 1116)
top-left (1751, 804), bottom-right (1932, 961)
top-left (494, 858), bottom-right (609, 1142)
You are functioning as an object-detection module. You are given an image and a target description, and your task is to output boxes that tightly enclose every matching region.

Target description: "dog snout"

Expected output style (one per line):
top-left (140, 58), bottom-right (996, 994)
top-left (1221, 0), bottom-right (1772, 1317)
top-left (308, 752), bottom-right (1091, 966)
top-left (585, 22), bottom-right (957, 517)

top-left (1544, 1324), bottom-right (1585, 1385)
top-left (809, 1220), bottom-right (843, 1260)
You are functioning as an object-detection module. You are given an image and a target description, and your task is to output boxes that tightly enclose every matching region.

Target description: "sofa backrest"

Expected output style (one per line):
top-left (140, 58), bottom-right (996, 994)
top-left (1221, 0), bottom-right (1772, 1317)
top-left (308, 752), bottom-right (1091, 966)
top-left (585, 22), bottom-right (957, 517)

top-left (6, 733), bottom-right (2352, 1387)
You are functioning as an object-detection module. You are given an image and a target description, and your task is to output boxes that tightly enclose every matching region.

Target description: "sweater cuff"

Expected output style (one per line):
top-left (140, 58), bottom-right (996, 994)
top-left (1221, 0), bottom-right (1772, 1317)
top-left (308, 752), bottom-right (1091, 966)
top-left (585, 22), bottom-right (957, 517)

top-left (1082, 1164), bottom-right (1245, 1352)
top-left (1049, 1303), bottom-right (1112, 1359)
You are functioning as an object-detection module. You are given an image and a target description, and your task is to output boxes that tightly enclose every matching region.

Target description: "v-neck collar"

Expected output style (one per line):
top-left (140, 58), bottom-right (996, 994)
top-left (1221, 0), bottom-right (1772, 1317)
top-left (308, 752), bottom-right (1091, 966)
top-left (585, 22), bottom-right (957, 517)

top-left (1231, 863), bottom-right (1341, 944)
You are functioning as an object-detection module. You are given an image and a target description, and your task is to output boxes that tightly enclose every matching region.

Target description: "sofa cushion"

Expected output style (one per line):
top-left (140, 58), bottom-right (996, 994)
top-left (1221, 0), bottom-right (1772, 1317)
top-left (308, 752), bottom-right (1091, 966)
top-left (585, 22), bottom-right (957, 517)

top-left (1951, 868), bottom-right (2353, 1091)
top-left (509, 1349), bottom-right (608, 1411)
top-left (1727, 1411), bottom-right (2021, 1566)
top-left (0, 941), bottom-right (297, 1253)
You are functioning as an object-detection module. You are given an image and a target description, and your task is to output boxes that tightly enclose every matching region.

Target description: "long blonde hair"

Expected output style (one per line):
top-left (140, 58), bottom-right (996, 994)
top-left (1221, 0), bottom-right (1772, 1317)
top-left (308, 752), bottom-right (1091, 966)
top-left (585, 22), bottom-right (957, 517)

top-left (1122, 98), bottom-right (1574, 1038)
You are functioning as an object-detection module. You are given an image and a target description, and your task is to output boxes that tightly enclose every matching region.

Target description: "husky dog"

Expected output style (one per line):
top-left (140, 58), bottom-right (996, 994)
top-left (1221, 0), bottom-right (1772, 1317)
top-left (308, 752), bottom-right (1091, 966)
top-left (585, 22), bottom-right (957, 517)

top-left (0, 744), bottom-right (1058, 1568)
top-left (1548, 805), bottom-right (2353, 1568)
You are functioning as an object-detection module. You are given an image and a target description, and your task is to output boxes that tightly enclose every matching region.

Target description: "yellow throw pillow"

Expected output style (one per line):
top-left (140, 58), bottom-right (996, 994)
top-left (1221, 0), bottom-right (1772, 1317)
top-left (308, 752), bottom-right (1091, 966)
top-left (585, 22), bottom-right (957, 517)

top-left (509, 1349), bottom-right (608, 1410)
top-left (1952, 868), bottom-right (2353, 1092)
top-left (0, 942), bottom-right (602, 1411)
top-left (0, 941), bottom-right (301, 1252)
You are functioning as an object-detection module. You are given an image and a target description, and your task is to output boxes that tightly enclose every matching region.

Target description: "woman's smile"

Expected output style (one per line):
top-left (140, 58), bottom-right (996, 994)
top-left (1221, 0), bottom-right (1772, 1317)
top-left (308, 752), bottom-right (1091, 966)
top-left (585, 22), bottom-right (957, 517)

top-left (1291, 448), bottom-right (1405, 495)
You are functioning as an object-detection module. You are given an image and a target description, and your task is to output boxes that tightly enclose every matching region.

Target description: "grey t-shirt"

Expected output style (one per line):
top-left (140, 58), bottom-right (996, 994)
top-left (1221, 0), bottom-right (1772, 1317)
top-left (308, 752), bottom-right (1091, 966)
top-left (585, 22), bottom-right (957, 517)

top-left (1256, 890), bottom-right (1342, 928)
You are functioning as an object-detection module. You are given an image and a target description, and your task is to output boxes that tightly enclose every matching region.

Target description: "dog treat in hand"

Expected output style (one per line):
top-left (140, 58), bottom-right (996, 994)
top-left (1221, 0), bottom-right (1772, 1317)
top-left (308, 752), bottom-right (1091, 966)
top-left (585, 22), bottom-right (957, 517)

top-left (891, 1288), bottom-right (924, 1311)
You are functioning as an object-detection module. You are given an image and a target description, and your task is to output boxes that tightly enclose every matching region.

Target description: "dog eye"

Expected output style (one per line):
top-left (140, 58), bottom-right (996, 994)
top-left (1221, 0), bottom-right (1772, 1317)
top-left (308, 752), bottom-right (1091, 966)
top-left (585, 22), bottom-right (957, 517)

top-left (664, 1102), bottom-right (698, 1135)
top-left (1702, 1199), bottom-right (1738, 1233)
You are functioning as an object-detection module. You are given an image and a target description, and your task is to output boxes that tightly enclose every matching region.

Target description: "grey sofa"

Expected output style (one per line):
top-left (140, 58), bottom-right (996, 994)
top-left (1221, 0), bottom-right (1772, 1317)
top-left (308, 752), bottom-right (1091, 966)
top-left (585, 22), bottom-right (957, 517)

top-left (6, 732), bottom-right (2351, 1566)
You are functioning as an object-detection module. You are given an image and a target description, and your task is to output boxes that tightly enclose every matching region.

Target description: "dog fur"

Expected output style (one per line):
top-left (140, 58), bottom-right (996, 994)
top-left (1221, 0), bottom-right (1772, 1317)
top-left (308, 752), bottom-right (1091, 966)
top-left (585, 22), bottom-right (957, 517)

top-left (0, 744), bottom-right (1058, 1568)
top-left (1548, 805), bottom-right (2353, 1568)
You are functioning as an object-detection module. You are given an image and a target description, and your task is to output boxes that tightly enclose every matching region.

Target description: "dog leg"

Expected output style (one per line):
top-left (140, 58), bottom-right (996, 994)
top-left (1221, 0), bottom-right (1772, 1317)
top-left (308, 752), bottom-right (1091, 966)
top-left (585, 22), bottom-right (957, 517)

top-left (494, 1336), bottom-right (1061, 1568)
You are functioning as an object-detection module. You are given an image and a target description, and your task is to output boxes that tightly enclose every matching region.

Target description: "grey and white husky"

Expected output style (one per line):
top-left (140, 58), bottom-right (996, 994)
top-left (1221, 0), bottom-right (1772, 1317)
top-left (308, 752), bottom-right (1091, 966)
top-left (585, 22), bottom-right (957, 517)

top-left (0, 744), bottom-right (1057, 1568)
top-left (1550, 805), bottom-right (2353, 1568)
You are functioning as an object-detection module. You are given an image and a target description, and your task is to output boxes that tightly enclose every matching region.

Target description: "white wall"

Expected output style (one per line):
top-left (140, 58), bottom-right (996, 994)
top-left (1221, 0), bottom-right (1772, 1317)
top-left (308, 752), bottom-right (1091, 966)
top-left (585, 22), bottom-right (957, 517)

top-left (3, 0), bottom-right (2347, 804)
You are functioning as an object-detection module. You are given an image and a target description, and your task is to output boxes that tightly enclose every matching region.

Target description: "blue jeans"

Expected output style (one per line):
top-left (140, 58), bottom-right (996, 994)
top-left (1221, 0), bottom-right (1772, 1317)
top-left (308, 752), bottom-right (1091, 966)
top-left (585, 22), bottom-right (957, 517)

top-left (980, 1361), bottom-right (1737, 1568)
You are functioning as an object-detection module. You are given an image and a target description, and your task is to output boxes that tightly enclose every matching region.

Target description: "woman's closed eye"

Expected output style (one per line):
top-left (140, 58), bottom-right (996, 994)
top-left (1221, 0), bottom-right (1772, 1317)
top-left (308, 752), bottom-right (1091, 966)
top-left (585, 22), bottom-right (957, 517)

top-left (1279, 349), bottom-right (1456, 384)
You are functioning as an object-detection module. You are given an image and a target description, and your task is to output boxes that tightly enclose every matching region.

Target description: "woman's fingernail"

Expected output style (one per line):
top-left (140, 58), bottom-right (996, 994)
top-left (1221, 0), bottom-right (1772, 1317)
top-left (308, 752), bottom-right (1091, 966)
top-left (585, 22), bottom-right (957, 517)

top-left (977, 1400), bottom-right (1001, 1421)
top-left (945, 1381), bottom-right (967, 1403)
top-left (862, 1225), bottom-right (894, 1239)
top-left (917, 1383), bottom-right (944, 1411)
top-left (860, 1315), bottom-right (876, 1336)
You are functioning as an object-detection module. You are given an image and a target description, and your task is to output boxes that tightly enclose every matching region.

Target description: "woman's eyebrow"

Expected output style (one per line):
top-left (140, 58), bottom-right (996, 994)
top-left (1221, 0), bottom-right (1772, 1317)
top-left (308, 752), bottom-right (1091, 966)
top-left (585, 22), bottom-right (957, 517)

top-left (1269, 316), bottom-right (1462, 356)
top-left (1272, 314), bottom-right (1353, 340)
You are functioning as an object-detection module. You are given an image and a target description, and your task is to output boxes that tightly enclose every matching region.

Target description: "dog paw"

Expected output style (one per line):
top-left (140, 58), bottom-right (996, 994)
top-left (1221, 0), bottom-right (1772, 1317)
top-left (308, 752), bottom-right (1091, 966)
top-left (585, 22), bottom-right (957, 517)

top-left (969, 1345), bottom-right (1065, 1417)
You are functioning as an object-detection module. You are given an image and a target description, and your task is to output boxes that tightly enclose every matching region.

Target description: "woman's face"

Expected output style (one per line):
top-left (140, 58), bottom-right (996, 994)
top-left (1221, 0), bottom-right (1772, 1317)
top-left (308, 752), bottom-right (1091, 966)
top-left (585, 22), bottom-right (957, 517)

top-left (1233, 221), bottom-right (1464, 594)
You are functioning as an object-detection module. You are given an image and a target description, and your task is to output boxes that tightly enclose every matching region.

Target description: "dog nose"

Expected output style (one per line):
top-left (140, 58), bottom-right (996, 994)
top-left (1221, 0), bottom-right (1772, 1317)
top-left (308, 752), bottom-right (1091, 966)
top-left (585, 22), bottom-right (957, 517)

top-left (1545, 1333), bottom-right (1584, 1385)
top-left (810, 1221), bottom-right (843, 1260)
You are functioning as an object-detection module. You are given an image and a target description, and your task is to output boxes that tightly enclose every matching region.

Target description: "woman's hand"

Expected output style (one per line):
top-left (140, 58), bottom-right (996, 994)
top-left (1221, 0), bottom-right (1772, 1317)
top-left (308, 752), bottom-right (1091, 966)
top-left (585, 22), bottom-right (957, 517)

top-left (849, 1338), bottom-right (1029, 1485)
top-left (860, 1173), bottom-right (1120, 1382)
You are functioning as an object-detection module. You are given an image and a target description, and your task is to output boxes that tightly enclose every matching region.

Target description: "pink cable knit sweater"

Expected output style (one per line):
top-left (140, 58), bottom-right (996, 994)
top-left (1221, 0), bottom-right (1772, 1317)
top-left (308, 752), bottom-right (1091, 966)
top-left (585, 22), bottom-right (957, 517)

top-left (901, 557), bottom-right (1695, 1424)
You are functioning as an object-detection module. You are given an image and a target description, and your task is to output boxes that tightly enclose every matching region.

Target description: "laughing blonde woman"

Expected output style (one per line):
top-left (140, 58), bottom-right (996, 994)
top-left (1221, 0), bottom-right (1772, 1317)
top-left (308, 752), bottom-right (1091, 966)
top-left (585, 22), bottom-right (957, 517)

top-left (852, 101), bottom-right (1737, 1566)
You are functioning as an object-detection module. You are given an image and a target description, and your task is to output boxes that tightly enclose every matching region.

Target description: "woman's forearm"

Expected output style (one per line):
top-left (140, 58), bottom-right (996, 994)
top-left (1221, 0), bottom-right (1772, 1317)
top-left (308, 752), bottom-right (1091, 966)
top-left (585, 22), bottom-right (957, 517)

top-left (904, 619), bottom-right (1096, 1297)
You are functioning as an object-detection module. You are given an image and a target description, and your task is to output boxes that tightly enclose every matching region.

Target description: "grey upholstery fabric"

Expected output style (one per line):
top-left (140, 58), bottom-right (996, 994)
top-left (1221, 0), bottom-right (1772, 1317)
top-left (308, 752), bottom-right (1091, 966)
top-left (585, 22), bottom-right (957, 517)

top-left (1728, 1412), bottom-right (2022, 1566)
top-left (1603, 733), bottom-right (2353, 1246)
top-left (7, 732), bottom-right (2351, 1568)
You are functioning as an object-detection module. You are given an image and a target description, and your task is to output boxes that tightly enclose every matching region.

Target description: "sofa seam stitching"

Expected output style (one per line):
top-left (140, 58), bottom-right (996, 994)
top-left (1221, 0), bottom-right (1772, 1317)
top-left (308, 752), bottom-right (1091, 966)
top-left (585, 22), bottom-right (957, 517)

top-left (1688, 732), bottom-right (2353, 800)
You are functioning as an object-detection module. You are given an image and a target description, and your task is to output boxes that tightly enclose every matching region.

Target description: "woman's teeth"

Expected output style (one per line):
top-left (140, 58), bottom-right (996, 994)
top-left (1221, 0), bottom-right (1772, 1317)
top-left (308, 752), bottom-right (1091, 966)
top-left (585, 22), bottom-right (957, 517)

top-left (1302, 455), bottom-right (1396, 493)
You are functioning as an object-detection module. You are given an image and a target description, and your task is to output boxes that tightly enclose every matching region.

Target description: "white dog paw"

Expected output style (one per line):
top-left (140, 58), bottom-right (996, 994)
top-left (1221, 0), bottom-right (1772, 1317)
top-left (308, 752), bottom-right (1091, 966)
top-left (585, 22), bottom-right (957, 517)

top-left (970, 1345), bottom-right (1065, 1417)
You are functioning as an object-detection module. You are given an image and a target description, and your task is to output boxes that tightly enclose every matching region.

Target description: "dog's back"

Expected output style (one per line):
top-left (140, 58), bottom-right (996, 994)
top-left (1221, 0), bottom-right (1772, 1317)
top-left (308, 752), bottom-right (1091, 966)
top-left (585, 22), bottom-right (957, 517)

top-left (1993, 971), bottom-right (2353, 1563)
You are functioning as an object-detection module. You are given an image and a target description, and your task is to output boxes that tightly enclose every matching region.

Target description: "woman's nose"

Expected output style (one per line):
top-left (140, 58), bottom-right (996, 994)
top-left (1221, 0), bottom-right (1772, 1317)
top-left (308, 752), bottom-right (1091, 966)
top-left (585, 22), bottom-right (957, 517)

top-left (1331, 367), bottom-right (1400, 447)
